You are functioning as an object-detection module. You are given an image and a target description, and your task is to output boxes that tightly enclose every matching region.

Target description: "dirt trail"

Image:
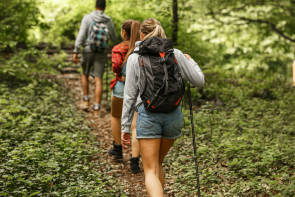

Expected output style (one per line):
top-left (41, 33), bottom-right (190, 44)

top-left (60, 72), bottom-right (149, 197)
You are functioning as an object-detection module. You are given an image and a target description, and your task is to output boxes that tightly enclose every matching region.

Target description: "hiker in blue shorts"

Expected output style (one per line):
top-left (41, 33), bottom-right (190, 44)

top-left (121, 18), bottom-right (205, 197)
top-left (109, 20), bottom-right (141, 173)
top-left (73, 0), bottom-right (117, 113)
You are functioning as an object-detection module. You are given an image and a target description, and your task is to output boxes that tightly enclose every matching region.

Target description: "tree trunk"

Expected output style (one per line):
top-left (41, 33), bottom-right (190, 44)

top-left (172, 0), bottom-right (178, 44)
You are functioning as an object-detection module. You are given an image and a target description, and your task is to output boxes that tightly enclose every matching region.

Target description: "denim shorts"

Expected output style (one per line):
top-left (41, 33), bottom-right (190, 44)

top-left (112, 81), bottom-right (125, 99)
top-left (136, 104), bottom-right (183, 139)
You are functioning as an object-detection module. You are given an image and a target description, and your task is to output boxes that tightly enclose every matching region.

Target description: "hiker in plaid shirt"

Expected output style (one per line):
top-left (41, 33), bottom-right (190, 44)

top-left (109, 20), bottom-right (142, 174)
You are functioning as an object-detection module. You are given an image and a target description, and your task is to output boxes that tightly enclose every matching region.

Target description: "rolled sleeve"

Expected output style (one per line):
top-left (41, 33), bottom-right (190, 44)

top-left (174, 49), bottom-right (205, 87)
top-left (74, 16), bottom-right (89, 53)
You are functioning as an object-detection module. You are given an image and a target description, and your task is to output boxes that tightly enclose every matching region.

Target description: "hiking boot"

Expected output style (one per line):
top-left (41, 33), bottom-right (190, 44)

top-left (109, 142), bottom-right (123, 161)
top-left (81, 95), bottom-right (89, 111)
top-left (130, 157), bottom-right (140, 174)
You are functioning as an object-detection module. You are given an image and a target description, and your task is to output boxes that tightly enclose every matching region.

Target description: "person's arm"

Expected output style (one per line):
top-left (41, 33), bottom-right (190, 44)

top-left (112, 46), bottom-right (123, 74)
top-left (73, 16), bottom-right (89, 54)
top-left (174, 49), bottom-right (205, 87)
top-left (107, 19), bottom-right (118, 43)
top-left (121, 54), bottom-right (139, 134)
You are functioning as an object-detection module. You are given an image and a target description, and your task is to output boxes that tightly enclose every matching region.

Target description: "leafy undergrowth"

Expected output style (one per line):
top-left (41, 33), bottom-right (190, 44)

top-left (1, 49), bottom-right (295, 196)
top-left (0, 54), bottom-right (126, 196)
top-left (165, 69), bottom-right (295, 196)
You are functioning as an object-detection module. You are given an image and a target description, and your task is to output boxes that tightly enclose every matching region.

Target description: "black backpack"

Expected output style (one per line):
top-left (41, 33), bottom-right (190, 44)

top-left (136, 37), bottom-right (185, 113)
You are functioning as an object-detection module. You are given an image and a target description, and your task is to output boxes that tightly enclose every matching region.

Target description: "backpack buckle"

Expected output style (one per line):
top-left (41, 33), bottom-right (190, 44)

top-left (159, 52), bottom-right (166, 64)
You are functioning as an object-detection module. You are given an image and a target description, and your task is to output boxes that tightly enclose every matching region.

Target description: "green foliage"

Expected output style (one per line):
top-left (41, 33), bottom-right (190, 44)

top-left (0, 49), bottom-right (50, 80)
top-left (2, 0), bottom-right (294, 72)
top-left (2, 0), bottom-right (295, 196)
top-left (183, 0), bottom-right (295, 71)
top-left (0, 49), bottom-right (72, 81)
top-left (0, 0), bottom-right (40, 50)
top-left (32, 0), bottom-right (295, 72)
top-left (33, 0), bottom-right (93, 45)
top-left (165, 69), bottom-right (295, 196)
top-left (33, 0), bottom-right (174, 46)
top-left (0, 53), bottom-right (126, 196)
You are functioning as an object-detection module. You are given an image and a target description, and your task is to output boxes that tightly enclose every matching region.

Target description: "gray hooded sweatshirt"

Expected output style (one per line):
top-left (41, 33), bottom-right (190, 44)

top-left (121, 41), bottom-right (205, 133)
top-left (74, 10), bottom-right (117, 53)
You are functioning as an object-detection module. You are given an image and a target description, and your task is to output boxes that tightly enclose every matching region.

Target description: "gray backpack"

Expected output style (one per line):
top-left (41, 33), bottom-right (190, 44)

top-left (87, 21), bottom-right (109, 52)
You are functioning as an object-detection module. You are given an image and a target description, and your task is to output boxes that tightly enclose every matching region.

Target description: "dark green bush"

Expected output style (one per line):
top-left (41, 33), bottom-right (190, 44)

top-left (0, 0), bottom-right (40, 50)
top-left (0, 53), bottom-right (126, 196)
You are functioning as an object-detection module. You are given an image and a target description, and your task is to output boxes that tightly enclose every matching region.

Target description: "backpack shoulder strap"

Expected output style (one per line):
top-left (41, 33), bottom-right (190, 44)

top-left (133, 49), bottom-right (139, 54)
top-left (87, 20), bottom-right (96, 36)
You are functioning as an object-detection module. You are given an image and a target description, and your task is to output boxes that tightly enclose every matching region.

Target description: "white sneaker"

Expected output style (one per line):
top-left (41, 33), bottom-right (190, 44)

top-left (81, 95), bottom-right (89, 111)
top-left (93, 103), bottom-right (100, 111)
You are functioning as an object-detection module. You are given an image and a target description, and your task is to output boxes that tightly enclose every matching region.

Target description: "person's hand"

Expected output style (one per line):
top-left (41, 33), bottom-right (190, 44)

top-left (73, 53), bottom-right (79, 64)
top-left (184, 54), bottom-right (192, 60)
top-left (121, 132), bottom-right (131, 148)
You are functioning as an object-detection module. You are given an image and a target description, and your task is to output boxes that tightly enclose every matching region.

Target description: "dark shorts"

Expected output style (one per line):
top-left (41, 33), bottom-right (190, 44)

top-left (136, 105), bottom-right (183, 139)
top-left (111, 96), bottom-right (123, 118)
top-left (81, 50), bottom-right (107, 78)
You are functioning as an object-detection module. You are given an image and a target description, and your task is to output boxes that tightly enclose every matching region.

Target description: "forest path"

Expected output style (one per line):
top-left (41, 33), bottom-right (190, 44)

top-left (59, 71), bottom-right (149, 197)
top-left (49, 46), bottom-right (177, 196)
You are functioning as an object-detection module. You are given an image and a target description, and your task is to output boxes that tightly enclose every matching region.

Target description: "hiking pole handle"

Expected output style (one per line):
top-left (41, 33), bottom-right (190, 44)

top-left (187, 81), bottom-right (201, 197)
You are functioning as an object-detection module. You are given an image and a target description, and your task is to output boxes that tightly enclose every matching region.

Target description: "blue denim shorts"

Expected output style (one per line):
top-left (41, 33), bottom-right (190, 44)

top-left (112, 81), bottom-right (124, 99)
top-left (136, 104), bottom-right (183, 139)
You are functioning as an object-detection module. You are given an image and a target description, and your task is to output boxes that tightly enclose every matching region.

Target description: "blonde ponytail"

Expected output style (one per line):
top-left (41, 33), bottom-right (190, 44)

top-left (141, 18), bottom-right (166, 40)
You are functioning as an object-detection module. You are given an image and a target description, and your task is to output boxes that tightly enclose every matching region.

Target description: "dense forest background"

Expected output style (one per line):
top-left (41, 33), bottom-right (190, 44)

top-left (1, 0), bottom-right (295, 196)
top-left (2, 0), bottom-right (295, 71)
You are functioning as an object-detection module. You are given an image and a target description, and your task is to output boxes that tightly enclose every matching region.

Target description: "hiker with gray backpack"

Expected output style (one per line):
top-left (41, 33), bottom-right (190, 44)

top-left (73, 0), bottom-right (117, 113)
top-left (121, 18), bottom-right (205, 197)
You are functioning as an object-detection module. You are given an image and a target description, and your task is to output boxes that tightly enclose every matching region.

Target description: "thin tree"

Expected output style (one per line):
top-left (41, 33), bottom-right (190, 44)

top-left (172, 0), bottom-right (178, 44)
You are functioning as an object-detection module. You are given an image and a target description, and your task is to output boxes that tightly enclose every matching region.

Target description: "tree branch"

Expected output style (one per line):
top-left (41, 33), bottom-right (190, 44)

top-left (208, 9), bottom-right (295, 43)
top-left (237, 17), bottom-right (295, 43)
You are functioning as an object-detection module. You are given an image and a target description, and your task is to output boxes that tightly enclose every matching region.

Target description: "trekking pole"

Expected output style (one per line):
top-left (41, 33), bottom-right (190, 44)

top-left (105, 53), bottom-right (110, 104)
top-left (292, 60), bottom-right (295, 87)
top-left (186, 81), bottom-right (201, 197)
top-left (181, 91), bottom-right (186, 128)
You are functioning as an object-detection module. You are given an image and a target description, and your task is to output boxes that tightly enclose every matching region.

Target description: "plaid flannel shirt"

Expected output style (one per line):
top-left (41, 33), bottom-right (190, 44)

top-left (110, 41), bottom-right (129, 89)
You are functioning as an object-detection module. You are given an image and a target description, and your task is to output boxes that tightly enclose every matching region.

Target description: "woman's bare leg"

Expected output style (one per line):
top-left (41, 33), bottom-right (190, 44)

top-left (81, 74), bottom-right (89, 96)
top-left (94, 77), bottom-right (103, 105)
top-left (159, 138), bottom-right (175, 188)
top-left (111, 116), bottom-right (121, 145)
top-left (110, 97), bottom-right (121, 145)
top-left (139, 139), bottom-right (163, 197)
